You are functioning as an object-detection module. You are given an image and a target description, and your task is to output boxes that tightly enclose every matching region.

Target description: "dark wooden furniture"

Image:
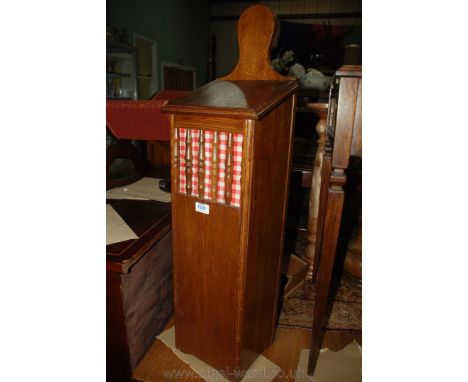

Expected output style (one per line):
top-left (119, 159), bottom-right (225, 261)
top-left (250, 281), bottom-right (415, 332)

top-left (106, 199), bottom-right (173, 382)
top-left (307, 64), bottom-right (362, 376)
top-left (106, 88), bottom-right (179, 381)
top-left (163, 66), bottom-right (195, 91)
top-left (106, 139), bottom-right (147, 190)
top-left (161, 5), bottom-right (298, 381)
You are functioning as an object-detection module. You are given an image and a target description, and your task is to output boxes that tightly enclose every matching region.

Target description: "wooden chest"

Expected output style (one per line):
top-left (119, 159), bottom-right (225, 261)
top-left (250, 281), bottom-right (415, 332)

top-left (106, 199), bottom-right (173, 382)
top-left (161, 5), bottom-right (298, 380)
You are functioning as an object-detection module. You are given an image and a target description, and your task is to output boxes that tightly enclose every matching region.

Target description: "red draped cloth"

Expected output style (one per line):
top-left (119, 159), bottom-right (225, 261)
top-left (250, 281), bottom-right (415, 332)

top-left (106, 90), bottom-right (189, 141)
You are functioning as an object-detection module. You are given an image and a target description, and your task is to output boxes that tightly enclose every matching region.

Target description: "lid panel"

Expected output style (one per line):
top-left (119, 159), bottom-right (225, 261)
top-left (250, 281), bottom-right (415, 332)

top-left (162, 79), bottom-right (298, 119)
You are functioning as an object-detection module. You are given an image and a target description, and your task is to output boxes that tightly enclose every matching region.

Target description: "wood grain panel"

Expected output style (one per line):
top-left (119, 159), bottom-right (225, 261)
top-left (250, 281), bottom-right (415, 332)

top-left (350, 78), bottom-right (362, 157)
top-left (240, 96), bottom-right (296, 369)
top-left (221, 5), bottom-right (287, 81)
top-left (174, 114), bottom-right (244, 133)
top-left (332, 77), bottom-right (359, 169)
top-left (172, 194), bottom-right (241, 372)
top-left (163, 80), bottom-right (298, 120)
top-left (121, 231), bottom-right (173, 368)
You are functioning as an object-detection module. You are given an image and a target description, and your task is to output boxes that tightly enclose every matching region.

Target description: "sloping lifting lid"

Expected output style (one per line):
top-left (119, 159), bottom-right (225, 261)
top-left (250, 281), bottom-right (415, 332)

top-left (161, 79), bottom-right (297, 120)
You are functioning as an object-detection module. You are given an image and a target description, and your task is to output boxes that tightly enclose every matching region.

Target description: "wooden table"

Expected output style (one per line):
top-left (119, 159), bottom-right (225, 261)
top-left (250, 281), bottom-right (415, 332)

top-left (307, 64), bottom-right (362, 376)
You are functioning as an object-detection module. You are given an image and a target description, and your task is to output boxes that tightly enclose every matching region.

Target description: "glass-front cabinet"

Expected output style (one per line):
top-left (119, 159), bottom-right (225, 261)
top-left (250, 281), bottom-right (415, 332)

top-left (106, 41), bottom-right (137, 100)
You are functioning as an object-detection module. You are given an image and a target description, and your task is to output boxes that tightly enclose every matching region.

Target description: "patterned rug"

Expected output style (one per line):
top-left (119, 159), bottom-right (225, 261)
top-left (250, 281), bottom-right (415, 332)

top-left (278, 232), bottom-right (362, 332)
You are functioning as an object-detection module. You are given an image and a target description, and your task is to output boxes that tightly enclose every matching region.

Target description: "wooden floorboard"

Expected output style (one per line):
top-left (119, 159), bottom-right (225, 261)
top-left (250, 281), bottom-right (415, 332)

top-left (133, 317), bottom-right (361, 381)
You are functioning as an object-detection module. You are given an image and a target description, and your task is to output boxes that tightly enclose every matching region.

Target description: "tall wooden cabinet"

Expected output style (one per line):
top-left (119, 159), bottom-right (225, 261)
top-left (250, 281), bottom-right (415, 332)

top-left (161, 5), bottom-right (298, 381)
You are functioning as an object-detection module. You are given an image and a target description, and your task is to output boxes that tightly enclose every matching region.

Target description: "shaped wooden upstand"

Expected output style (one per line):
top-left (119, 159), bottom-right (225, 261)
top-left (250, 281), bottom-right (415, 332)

top-left (161, 5), bottom-right (298, 381)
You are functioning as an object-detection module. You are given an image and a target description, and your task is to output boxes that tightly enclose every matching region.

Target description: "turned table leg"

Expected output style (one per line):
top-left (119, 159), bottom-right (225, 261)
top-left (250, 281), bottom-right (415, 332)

top-left (303, 103), bottom-right (328, 280)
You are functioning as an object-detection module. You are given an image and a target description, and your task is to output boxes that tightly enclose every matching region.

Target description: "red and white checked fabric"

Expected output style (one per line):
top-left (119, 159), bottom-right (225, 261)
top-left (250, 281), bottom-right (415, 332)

top-left (177, 128), bottom-right (243, 208)
top-left (216, 132), bottom-right (227, 203)
top-left (178, 128), bottom-right (187, 194)
top-left (231, 133), bottom-right (243, 207)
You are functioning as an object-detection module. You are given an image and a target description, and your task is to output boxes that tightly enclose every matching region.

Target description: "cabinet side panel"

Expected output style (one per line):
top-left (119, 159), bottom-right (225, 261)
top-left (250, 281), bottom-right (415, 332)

top-left (172, 194), bottom-right (241, 372)
top-left (241, 97), bottom-right (295, 367)
top-left (121, 231), bottom-right (174, 368)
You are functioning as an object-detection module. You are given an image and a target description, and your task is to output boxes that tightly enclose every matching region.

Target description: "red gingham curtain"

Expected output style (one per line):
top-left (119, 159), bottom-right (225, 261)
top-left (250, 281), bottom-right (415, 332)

top-left (177, 128), bottom-right (243, 208)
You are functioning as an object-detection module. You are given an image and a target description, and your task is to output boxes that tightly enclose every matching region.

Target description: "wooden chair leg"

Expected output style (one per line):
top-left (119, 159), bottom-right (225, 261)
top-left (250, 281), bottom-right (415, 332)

top-left (307, 169), bottom-right (346, 376)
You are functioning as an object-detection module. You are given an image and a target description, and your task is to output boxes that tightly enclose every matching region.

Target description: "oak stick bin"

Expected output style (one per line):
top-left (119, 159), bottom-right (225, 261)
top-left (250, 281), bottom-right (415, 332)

top-left (161, 5), bottom-right (298, 380)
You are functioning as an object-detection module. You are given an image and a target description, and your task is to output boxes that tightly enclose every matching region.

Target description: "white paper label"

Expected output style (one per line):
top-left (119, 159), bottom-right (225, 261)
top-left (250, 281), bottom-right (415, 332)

top-left (195, 202), bottom-right (210, 215)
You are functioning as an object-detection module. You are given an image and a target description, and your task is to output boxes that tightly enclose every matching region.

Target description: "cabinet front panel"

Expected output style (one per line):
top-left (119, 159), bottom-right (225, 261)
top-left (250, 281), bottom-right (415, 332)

top-left (172, 193), bottom-right (241, 372)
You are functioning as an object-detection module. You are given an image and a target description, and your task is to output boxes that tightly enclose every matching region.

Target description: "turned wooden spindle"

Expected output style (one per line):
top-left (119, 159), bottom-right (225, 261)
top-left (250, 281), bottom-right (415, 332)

top-left (185, 129), bottom-right (193, 196)
top-left (211, 131), bottom-right (219, 202)
top-left (311, 97), bottom-right (336, 283)
top-left (304, 103), bottom-right (329, 280)
top-left (225, 132), bottom-right (234, 205)
top-left (198, 130), bottom-right (205, 198)
top-left (173, 125), bottom-right (179, 192)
